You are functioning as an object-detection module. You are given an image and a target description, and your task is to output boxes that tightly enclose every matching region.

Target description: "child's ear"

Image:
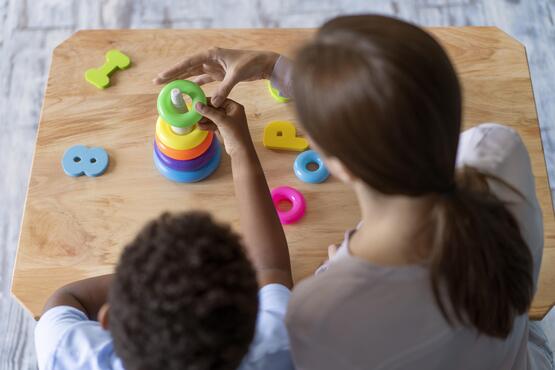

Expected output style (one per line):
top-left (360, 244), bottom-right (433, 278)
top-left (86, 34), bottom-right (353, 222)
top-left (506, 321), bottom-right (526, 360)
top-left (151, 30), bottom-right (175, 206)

top-left (98, 303), bottom-right (110, 330)
top-left (325, 156), bottom-right (356, 184)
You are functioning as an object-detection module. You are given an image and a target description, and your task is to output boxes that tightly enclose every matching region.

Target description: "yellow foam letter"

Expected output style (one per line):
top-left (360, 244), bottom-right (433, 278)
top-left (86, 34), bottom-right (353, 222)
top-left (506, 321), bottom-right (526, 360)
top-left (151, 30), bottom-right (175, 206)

top-left (263, 121), bottom-right (309, 152)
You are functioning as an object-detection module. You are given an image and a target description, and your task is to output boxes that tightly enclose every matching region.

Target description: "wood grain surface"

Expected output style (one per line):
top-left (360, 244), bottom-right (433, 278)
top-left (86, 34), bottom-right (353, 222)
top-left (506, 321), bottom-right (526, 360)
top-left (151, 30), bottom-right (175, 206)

top-left (10, 27), bottom-right (555, 319)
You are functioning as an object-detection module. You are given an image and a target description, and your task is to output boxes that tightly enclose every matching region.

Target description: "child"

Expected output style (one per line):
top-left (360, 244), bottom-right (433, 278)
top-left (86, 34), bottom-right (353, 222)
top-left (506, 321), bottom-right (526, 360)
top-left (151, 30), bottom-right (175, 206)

top-left (35, 101), bottom-right (295, 370)
top-left (156, 14), bottom-right (553, 370)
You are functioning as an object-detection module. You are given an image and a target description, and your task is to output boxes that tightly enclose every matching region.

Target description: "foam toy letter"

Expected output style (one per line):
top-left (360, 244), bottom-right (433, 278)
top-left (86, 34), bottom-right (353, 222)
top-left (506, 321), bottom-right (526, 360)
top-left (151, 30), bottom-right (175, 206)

top-left (263, 121), bottom-right (309, 152)
top-left (85, 50), bottom-right (131, 89)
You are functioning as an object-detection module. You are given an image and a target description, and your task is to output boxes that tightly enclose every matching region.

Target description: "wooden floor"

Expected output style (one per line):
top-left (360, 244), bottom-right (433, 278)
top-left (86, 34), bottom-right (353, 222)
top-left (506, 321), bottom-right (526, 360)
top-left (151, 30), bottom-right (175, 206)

top-left (1, 0), bottom-right (554, 368)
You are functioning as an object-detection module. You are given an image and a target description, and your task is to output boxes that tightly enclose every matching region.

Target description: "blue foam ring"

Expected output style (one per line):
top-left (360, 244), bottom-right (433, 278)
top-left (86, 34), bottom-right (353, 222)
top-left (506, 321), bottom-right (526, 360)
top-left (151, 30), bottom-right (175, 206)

top-left (294, 149), bottom-right (330, 184)
top-left (62, 145), bottom-right (109, 177)
top-left (153, 141), bottom-right (222, 183)
top-left (154, 136), bottom-right (218, 171)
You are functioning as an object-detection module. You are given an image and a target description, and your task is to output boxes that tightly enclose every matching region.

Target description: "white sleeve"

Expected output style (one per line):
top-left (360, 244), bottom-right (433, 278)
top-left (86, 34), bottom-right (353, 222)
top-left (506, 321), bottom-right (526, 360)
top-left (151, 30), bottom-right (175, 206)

top-left (35, 306), bottom-right (88, 369)
top-left (35, 306), bottom-right (116, 370)
top-left (269, 56), bottom-right (294, 99)
top-left (456, 123), bottom-right (544, 286)
top-left (239, 284), bottom-right (294, 370)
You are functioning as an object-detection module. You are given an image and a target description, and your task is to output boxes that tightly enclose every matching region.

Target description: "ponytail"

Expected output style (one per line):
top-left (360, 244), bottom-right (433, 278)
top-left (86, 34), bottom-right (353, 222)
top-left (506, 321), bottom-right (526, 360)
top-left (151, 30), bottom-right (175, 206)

top-left (429, 166), bottom-right (534, 338)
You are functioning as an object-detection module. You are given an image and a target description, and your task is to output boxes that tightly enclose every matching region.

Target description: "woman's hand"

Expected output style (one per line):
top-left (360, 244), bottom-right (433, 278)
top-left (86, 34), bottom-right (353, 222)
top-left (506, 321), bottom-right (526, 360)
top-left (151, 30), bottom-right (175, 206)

top-left (155, 48), bottom-right (280, 107)
top-left (195, 98), bottom-right (255, 157)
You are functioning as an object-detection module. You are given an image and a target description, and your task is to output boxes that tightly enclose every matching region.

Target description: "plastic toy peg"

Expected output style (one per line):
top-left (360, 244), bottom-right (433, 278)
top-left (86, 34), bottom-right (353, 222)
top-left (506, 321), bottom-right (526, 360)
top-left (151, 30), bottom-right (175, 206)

top-left (294, 150), bottom-right (330, 184)
top-left (267, 80), bottom-right (290, 103)
top-left (271, 186), bottom-right (306, 225)
top-left (157, 80), bottom-right (207, 128)
top-left (62, 145), bottom-right (109, 177)
top-left (263, 121), bottom-right (309, 152)
top-left (85, 50), bottom-right (131, 89)
top-left (170, 88), bottom-right (194, 135)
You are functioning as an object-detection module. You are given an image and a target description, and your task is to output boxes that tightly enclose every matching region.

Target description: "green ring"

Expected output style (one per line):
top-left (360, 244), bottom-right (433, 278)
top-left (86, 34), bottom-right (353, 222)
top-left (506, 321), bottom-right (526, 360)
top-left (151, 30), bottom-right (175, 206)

top-left (157, 80), bottom-right (207, 128)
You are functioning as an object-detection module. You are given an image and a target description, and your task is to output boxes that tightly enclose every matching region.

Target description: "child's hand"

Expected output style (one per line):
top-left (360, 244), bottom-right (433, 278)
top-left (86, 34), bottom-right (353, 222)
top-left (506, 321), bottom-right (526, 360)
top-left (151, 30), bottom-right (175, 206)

top-left (155, 48), bottom-right (279, 107)
top-left (195, 99), bottom-right (254, 157)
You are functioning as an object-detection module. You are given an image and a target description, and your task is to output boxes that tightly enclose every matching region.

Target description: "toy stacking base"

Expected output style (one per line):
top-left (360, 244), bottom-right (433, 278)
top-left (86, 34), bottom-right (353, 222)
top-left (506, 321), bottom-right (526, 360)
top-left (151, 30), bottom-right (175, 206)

top-left (153, 119), bottom-right (221, 183)
top-left (153, 139), bottom-right (221, 183)
top-left (153, 80), bottom-right (219, 183)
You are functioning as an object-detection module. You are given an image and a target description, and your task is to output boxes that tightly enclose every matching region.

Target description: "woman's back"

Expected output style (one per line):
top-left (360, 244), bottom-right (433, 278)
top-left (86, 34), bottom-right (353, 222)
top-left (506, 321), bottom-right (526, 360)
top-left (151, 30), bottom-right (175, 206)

top-left (286, 124), bottom-right (550, 370)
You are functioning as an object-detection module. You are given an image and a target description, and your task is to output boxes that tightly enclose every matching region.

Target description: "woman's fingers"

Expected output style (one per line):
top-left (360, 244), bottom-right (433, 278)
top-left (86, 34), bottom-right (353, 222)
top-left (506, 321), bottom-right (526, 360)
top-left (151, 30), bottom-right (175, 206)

top-left (190, 74), bottom-right (215, 86)
top-left (212, 72), bottom-right (240, 107)
top-left (203, 63), bottom-right (225, 80)
top-left (174, 64), bottom-right (212, 81)
top-left (153, 65), bottom-right (204, 84)
top-left (154, 50), bottom-right (212, 84)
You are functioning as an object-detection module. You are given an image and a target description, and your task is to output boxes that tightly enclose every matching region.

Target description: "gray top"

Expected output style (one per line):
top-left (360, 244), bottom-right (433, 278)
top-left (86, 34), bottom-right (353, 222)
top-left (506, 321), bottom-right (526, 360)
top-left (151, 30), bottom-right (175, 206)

top-left (285, 123), bottom-right (551, 370)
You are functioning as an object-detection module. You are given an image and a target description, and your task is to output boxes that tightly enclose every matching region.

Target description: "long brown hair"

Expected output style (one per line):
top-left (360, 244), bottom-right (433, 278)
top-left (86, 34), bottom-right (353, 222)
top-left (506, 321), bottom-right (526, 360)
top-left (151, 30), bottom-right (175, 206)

top-left (292, 15), bottom-right (533, 338)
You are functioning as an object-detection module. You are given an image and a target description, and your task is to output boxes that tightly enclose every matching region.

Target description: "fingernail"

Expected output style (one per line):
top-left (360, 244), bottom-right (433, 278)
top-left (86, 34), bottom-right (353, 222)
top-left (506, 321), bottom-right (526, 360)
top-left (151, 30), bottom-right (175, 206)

top-left (212, 96), bottom-right (222, 107)
top-left (195, 102), bottom-right (205, 112)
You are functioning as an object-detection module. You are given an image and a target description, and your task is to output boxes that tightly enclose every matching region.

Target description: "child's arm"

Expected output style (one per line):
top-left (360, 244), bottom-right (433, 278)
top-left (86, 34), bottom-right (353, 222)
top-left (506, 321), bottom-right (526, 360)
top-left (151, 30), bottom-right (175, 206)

top-left (42, 274), bottom-right (112, 319)
top-left (196, 100), bottom-right (293, 288)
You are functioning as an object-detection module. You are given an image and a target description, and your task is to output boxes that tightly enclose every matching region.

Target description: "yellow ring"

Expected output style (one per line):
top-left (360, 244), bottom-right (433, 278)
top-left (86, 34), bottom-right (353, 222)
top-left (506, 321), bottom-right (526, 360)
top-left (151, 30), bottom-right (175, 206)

top-left (156, 116), bottom-right (209, 150)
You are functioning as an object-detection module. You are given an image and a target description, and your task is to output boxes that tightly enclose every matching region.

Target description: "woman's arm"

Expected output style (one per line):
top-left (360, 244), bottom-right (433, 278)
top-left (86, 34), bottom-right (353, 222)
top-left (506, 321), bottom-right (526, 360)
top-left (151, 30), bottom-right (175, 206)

top-left (42, 274), bottom-right (113, 319)
top-left (196, 100), bottom-right (293, 288)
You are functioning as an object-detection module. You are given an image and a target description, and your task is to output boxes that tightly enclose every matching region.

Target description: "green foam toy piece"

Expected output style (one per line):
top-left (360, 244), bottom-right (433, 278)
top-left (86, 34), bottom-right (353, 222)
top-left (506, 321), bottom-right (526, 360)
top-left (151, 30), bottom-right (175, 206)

top-left (267, 80), bottom-right (290, 103)
top-left (85, 50), bottom-right (131, 89)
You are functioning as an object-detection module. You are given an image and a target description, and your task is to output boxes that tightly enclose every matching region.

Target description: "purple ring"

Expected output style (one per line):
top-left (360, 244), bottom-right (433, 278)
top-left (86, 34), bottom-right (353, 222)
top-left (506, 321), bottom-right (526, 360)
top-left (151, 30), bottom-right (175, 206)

top-left (154, 137), bottom-right (219, 171)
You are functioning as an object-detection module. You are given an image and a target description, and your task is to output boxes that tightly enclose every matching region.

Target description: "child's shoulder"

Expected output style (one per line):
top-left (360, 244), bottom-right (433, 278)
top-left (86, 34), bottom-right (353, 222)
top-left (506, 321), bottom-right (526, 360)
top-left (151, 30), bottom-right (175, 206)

top-left (239, 284), bottom-right (294, 370)
top-left (35, 306), bottom-right (123, 370)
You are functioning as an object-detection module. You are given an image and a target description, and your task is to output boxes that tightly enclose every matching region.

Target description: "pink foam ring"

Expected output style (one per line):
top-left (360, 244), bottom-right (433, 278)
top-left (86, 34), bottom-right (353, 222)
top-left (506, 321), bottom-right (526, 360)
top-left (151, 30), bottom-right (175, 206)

top-left (271, 186), bottom-right (306, 225)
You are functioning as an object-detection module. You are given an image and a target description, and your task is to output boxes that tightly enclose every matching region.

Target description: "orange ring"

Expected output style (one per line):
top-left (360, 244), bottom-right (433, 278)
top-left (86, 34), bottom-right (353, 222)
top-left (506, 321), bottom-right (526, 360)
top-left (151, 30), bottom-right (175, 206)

top-left (156, 131), bottom-right (214, 160)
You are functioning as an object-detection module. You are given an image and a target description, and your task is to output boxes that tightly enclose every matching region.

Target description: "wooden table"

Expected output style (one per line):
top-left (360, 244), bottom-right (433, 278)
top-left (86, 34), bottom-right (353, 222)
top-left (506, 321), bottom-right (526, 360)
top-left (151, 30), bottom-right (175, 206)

top-left (11, 28), bottom-right (555, 319)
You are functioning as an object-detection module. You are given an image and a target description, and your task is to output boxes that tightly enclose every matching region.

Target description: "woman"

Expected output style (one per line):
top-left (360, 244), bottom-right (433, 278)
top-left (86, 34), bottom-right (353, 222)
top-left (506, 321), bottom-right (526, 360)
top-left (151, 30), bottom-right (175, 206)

top-left (155, 15), bottom-right (552, 369)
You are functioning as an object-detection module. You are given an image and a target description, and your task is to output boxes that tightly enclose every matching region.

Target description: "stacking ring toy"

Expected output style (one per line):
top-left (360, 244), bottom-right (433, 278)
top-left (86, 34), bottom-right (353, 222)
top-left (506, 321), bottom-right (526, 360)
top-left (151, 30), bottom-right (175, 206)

top-left (294, 150), bottom-right (330, 184)
top-left (153, 142), bottom-right (222, 183)
top-left (271, 186), bottom-right (306, 225)
top-left (267, 80), bottom-right (290, 103)
top-left (156, 117), bottom-right (208, 150)
top-left (157, 80), bottom-right (207, 128)
top-left (155, 131), bottom-right (213, 161)
top-left (154, 137), bottom-right (219, 171)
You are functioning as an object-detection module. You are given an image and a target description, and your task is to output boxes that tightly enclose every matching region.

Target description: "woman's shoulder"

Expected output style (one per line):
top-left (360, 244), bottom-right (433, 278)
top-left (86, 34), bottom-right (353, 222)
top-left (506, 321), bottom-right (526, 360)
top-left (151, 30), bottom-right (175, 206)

top-left (287, 258), bottom-right (431, 322)
top-left (285, 259), bottom-right (444, 363)
top-left (457, 123), bottom-right (531, 188)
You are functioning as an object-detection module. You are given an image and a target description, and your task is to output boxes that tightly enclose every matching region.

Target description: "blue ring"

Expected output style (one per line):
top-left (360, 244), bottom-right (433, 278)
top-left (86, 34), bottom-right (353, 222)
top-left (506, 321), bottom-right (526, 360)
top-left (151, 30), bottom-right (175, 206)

top-left (153, 142), bottom-right (222, 183)
top-left (294, 150), bottom-right (329, 184)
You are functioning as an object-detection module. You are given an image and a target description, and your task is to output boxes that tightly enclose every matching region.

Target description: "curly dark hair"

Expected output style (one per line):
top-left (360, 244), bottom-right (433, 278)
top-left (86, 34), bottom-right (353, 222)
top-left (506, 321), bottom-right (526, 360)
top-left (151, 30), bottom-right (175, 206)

top-left (108, 211), bottom-right (259, 370)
